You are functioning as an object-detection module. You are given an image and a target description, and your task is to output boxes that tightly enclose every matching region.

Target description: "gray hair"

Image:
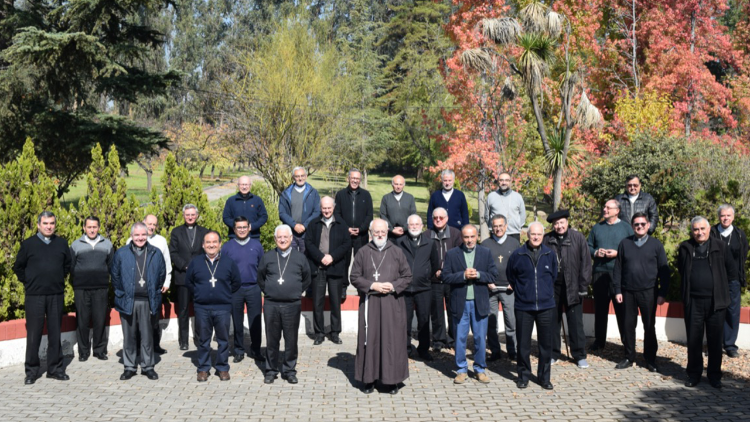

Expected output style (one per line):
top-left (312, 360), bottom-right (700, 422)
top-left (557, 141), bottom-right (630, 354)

top-left (606, 199), bottom-right (621, 210)
top-left (182, 204), bottom-right (199, 214)
top-left (407, 214), bottom-right (422, 225)
top-left (440, 169), bottom-right (455, 179)
top-left (432, 207), bottom-right (448, 217)
top-left (37, 210), bottom-right (56, 223)
top-left (348, 168), bottom-right (361, 178)
top-left (320, 196), bottom-right (335, 207)
top-left (717, 204), bottom-right (735, 216)
top-left (528, 221), bottom-right (545, 233)
top-left (292, 166), bottom-right (307, 176)
top-left (130, 221), bottom-right (148, 236)
top-left (274, 224), bottom-right (292, 237)
top-left (690, 216), bottom-right (709, 228)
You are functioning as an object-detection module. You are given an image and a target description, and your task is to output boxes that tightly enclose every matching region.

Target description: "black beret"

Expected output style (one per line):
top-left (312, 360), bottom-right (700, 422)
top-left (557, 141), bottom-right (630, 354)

top-left (546, 209), bottom-right (570, 223)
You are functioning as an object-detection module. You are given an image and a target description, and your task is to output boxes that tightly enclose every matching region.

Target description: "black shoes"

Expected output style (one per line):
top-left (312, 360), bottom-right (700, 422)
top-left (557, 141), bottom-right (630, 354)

top-left (248, 351), bottom-right (264, 361)
top-left (385, 384), bottom-right (401, 394)
top-left (330, 335), bottom-right (343, 344)
top-left (283, 374), bottom-right (298, 384)
top-left (313, 336), bottom-right (324, 346)
top-left (589, 342), bottom-right (604, 351)
top-left (93, 353), bottom-right (108, 361)
top-left (362, 382), bottom-right (375, 394)
top-left (233, 354), bottom-right (245, 363)
top-left (710, 380), bottom-right (723, 389)
top-left (516, 379), bottom-right (528, 389)
top-left (615, 359), bottom-right (634, 369)
top-left (78, 355), bottom-right (89, 362)
top-left (685, 379), bottom-right (700, 388)
top-left (264, 374), bottom-right (277, 384)
top-left (120, 370), bottom-right (137, 380)
top-left (644, 362), bottom-right (659, 373)
top-left (726, 350), bottom-right (739, 358)
top-left (541, 382), bottom-right (554, 390)
top-left (154, 347), bottom-right (167, 355)
top-left (179, 343), bottom-right (188, 351)
top-left (487, 353), bottom-right (503, 362)
top-left (24, 376), bottom-right (36, 385)
top-left (46, 372), bottom-right (70, 381)
top-left (418, 352), bottom-right (434, 362)
top-left (142, 370), bottom-right (159, 380)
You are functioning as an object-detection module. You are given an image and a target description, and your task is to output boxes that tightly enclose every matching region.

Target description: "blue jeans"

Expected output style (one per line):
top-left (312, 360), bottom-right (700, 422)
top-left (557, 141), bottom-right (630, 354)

top-left (195, 307), bottom-right (231, 372)
top-left (724, 280), bottom-right (741, 352)
top-left (453, 300), bottom-right (488, 374)
top-left (231, 284), bottom-right (262, 356)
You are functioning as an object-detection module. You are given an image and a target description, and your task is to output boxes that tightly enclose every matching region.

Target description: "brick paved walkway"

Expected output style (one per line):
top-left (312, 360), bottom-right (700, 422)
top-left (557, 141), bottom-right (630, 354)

top-left (1, 334), bottom-right (748, 421)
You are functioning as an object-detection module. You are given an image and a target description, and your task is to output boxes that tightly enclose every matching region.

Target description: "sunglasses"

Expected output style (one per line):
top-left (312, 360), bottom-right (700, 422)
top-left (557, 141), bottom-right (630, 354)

top-left (433, 216), bottom-right (446, 220)
top-left (633, 222), bottom-right (647, 227)
top-left (626, 184), bottom-right (640, 188)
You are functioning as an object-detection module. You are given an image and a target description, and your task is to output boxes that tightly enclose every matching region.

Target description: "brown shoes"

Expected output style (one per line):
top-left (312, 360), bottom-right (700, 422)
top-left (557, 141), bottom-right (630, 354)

top-left (197, 371), bottom-right (209, 382)
top-left (454, 373), bottom-right (468, 384)
top-left (218, 371), bottom-right (230, 381)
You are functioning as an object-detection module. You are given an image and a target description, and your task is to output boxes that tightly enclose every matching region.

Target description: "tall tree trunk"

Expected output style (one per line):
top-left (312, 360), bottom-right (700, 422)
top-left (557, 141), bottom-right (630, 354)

top-left (686, 9), bottom-right (697, 137)
top-left (146, 170), bottom-right (153, 192)
top-left (477, 178), bottom-right (489, 240)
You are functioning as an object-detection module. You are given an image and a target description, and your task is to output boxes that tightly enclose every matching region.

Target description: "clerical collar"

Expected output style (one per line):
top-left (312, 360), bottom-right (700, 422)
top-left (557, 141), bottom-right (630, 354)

top-left (557, 230), bottom-right (569, 241)
top-left (527, 244), bottom-right (541, 252)
top-left (494, 234), bottom-right (508, 244)
top-left (294, 184), bottom-right (305, 192)
top-left (37, 232), bottom-right (52, 244)
top-left (278, 248), bottom-right (291, 258)
top-left (131, 243), bottom-right (146, 256)
top-left (186, 224), bottom-right (195, 229)
top-left (606, 218), bottom-right (621, 225)
top-left (393, 192), bottom-right (403, 201)
top-left (235, 237), bottom-right (250, 246)
top-left (718, 225), bottom-right (734, 237)
top-left (206, 253), bottom-right (219, 264)
top-left (634, 235), bottom-right (648, 246)
top-left (239, 192), bottom-right (251, 199)
top-left (464, 245), bottom-right (475, 253)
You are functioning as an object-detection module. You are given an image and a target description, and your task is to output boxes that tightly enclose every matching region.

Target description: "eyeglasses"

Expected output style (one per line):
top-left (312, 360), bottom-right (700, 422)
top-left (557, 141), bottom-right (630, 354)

top-left (433, 216), bottom-right (446, 220)
top-left (633, 222), bottom-right (647, 227)
top-left (626, 184), bottom-right (640, 188)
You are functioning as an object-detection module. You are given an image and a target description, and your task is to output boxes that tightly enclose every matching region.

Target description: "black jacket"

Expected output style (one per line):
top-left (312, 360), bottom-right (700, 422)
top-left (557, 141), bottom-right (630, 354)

top-left (677, 238), bottom-right (731, 311)
top-left (710, 224), bottom-right (749, 287)
top-left (305, 217), bottom-right (352, 277)
top-left (334, 186), bottom-right (373, 246)
top-left (169, 224), bottom-right (210, 286)
top-left (430, 226), bottom-right (463, 283)
top-left (543, 229), bottom-right (593, 306)
top-left (615, 190), bottom-right (659, 234)
top-left (395, 232), bottom-right (439, 293)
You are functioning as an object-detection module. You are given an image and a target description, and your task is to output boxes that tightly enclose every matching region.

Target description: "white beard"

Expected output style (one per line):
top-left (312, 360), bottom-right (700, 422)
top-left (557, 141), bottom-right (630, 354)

top-left (408, 229), bottom-right (422, 238)
top-left (373, 237), bottom-right (387, 248)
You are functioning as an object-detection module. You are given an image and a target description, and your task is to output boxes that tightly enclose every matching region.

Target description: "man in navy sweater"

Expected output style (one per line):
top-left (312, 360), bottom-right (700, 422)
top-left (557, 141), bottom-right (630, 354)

top-left (613, 212), bottom-right (670, 372)
top-left (14, 211), bottom-right (72, 385)
top-left (222, 176), bottom-right (268, 239)
top-left (186, 231), bottom-right (241, 382)
top-left (221, 217), bottom-right (264, 363)
top-left (427, 170), bottom-right (469, 230)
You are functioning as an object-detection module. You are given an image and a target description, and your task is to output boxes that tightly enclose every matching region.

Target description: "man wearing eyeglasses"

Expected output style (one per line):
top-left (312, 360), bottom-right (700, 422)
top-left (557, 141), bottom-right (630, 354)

top-left (278, 167), bottom-right (320, 253)
top-left (429, 208), bottom-right (463, 351)
top-left (613, 212), bottom-right (670, 372)
top-left (587, 200), bottom-right (633, 351)
top-left (615, 175), bottom-right (658, 235)
top-left (485, 172), bottom-right (526, 241)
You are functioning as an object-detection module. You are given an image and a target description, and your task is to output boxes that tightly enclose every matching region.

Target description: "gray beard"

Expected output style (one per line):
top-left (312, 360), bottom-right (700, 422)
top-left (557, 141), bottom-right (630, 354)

top-left (408, 229), bottom-right (422, 238)
top-left (373, 237), bottom-right (387, 249)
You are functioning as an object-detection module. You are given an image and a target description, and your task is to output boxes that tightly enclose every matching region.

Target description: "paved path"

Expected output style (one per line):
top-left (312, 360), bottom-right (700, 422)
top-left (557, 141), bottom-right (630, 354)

top-left (1, 335), bottom-right (748, 421)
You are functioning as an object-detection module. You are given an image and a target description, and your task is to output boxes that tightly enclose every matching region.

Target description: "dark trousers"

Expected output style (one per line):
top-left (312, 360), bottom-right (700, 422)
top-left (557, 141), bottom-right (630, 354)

top-left (74, 288), bottom-right (109, 357)
top-left (195, 307), bottom-right (231, 372)
top-left (121, 300), bottom-right (154, 371)
top-left (312, 270), bottom-right (343, 336)
top-left (508, 233), bottom-right (521, 242)
top-left (488, 289), bottom-right (516, 357)
top-left (291, 233), bottom-right (306, 254)
top-left (264, 300), bottom-right (301, 377)
top-left (592, 272), bottom-right (625, 347)
top-left (723, 280), bottom-right (741, 352)
top-left (405, 290), bottom-right (432, 354)
top-left (685, 296), bottom-right (725, 382)
top-left (515, 307), bottom-right (554, 384)
top-left (553, 281), bottom-right (586, 361)
top-left (231, 284), bottom-right (262, 356)
top-left (176, 285), bottom-right (195, 346)
top-left (431, 283), bottom-right (455, 348)
top-left (622, 288), bottom-right (658, 363)
top-left (25, 294), bottom-right (64, 378)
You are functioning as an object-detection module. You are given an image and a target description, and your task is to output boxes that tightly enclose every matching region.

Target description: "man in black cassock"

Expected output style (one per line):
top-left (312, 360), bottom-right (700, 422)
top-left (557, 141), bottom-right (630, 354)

top-left (350, 219), bottom-right (412, 395)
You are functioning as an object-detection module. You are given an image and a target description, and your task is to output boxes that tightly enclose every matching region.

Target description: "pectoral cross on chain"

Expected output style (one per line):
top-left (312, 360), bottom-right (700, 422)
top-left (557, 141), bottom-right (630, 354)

top-left (138, 278), bottom-right (145, 287)
top-left (498, 255), bottom-right (503, 263)
top-left (209, 277), bottom-right (217, 288)
top-left (373, 271), bottom-right (380, 281)
top-left (278, 277), bottom-right (284, 285)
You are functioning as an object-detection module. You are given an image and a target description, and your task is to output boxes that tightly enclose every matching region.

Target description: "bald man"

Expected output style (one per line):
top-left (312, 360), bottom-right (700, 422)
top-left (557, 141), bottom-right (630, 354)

top-left (223, 176), bottom-right (268, 239)
top-left (380, 175), bottom-right (417, 239)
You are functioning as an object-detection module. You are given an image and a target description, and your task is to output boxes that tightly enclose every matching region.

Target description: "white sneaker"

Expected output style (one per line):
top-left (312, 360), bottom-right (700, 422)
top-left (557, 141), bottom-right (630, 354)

top-left (577, 359), bottom-right (590, 369)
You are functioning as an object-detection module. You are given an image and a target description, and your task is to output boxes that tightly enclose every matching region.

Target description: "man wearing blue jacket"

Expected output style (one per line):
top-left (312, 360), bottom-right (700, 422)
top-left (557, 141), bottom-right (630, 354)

top-left (111, 222), bottom-right (166, 381)
top-left (442, 225), bottom-right (499, 384)
top-left (223, 176), bottom-right (268, 239)
top-left (186, 231), bottom-right (241, 382)
top-left (506, 221), bottom-right (558, 390)
top-left (278, 167), bottom-right (320, 253)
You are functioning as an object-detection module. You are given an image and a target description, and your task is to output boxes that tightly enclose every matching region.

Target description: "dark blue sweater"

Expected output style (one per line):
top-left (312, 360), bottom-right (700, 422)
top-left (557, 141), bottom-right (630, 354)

top-left (186, 254), bottom-right (242, 311)
top-left (426, 189), bottom-right (469, 229)
top-left (221, 238), bottom-right (264, 287)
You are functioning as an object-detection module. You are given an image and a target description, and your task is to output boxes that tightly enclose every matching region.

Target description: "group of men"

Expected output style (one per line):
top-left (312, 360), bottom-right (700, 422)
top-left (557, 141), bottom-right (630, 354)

top-left (13, 169), bottom-right (747, 395)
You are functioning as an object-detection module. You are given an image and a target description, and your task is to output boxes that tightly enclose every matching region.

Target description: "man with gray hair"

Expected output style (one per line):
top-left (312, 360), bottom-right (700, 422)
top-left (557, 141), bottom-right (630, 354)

top-left (169, 204), bottom-right (210, 350)
top-left (710, 204), bottom-right (748, 358)
top-left (678, 216), bottom-right (732, 388)
top-left (279, 167), bottom-right (320, 252)
top-left (380, 175), bottom-right (417, 239)
top-left (111, 222), bottom-right (166, 381)
top-left (427, 169), bottom-right (469, 230)
top-left (14, 211), bottom-right (72, 384)
top-left (258, 225), bottom-right (312, 384)
top-left (334, 168), bottom-right (373, 261)
top-left (485, 172), bottom-right (526, 241)
top-left (429, 207), bottom-right (463, 351)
